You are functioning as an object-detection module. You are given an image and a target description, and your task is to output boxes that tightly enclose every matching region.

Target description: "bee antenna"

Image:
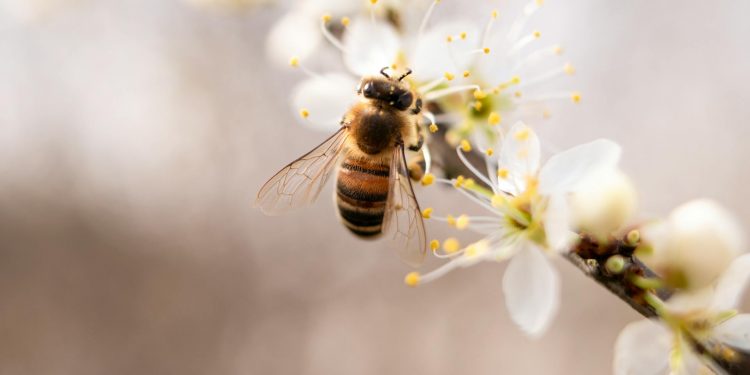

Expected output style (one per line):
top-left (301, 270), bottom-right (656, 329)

top-left (398, 68), bottom-right (413, 81)
top-left (380, 67), bottom-right (390, 79)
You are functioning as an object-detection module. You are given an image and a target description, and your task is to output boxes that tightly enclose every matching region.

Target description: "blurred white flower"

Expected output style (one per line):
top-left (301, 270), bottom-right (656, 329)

top-left (0, 0), bottom-right (79, 21)
top-left (409, 122), bottom-right (622, 336)
top-left (570, 169), bottom-right (637, 238)
top-left (272, 0), bottom-right (577, 136)
top-left (639, 199), bottom-right (745, 291)
top-left (614, 254), bottom-right (750, 375)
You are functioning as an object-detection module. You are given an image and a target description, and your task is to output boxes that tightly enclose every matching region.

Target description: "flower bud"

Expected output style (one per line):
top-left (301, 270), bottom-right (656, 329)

top-left (570, 170), bottom-right (637, 237)
top-left (640, 199), bottom-right (744, 291)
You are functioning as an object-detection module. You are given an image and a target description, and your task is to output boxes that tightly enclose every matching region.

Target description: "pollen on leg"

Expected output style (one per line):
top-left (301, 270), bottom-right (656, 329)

top-left (404, 272), bottom-right (420, 287)
top-left (421, 207), bottom-right (433, 218)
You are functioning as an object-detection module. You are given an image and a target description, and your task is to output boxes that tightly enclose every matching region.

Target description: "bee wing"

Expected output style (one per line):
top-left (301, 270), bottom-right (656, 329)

top-left (255, 127), bottom-right (349, 215)
top-left (382, 143), bottom-right (428, 267)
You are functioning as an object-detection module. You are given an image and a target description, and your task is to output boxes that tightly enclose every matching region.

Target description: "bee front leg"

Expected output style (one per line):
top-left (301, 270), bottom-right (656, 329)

top-left (407, 121), bottom-right (424, 152)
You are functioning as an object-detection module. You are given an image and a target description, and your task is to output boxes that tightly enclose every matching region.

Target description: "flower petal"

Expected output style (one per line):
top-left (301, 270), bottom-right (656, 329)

top-left (292, 73), bottom-right (358, 131)
top-left (711, 254), bottom-right (750, 311)
top-left (299, 0), bottom-right (359, 15)
top-left (343, 18), bottom-right (400, 76)
top-left (538, 139), bottom-right (621, 195)
top-left (497, 121), bottom-right (540, 194)
top-left (409, 20), bottom-right (480, 81)
top-left (502, 243), bottom-right (559, 337)
top-left (613, 319), bottom-right (671, 375)
top-left (266, 11), bottom-right (321, 66)
top-left (715, 314), bottom-right (750, 350)
top-left (543, 193), bottom-right (575, 253)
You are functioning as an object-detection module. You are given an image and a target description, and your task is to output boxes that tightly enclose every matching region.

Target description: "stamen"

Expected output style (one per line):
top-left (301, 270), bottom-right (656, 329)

top-left (418, 77), bottom-right (446, 94)
top-left (443, 237), bottom-right (461, 253)
top-left (418, 0), bottom-right (441, 42)
top-left (430, 239), bottom-right (440, 251)
top-left (517, 64), bottom-right (574, 89)
top-left (513, 44), bottom-right (565, 71)
top-left (507, 31), bottom-right (541, 56)
top-left (523, 91), bottom-right (582, 104)
top-left (289, 56), bottom-right (323, 79)
top-left (421, 173), bottom-right (435, 187)
top-left (488, 112), bottom-right (501, 126)
top-left (456, 146), bottom-right (496, 190)
top-left (424, 84), bottom-right (482, 101)
top-left (299, 108), bottom-right (310, 119)
top-left (404, 271), bottom-right (420, 287)
top-left (320, 15), bottom-right (347, 53)
top-left (481, 9), bottom-right (499, 50)
top-left (460, 139), bottom-right (472, 152)
top-left (421, 207), bottom-right (433, 218)
top-left (422, 143), bottom-right (433, 175)
top-left (455, 215), bottom-right (470, 230)
top-left (507, 0), bottom-right (543, 42)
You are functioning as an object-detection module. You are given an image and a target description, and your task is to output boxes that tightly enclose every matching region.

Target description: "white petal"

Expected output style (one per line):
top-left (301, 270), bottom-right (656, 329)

top-left (715, 314), bottom-right (750, 350)
top-left (299, 0), bottom-right (359, 15)
top-left (266, 11), bottom-right (321, 66)
top-left (543, 194), bottom-right (575, 253)
top-left (613, 320), bottom-right (671, 375)
top-left (497, 122), bottom-right (540, 194)
top-left (292, 74), bottom-right (358, 131)
top-left (409, 20), bottom-right (480, 81)
top-left (538, 139), bottom-right (622, 195)
top-left (711, 254), bottom-right (750, 311)
top-left (343, 18), bottom-right (400, 76)
top-left (502, 243), bottom-right (559, 337)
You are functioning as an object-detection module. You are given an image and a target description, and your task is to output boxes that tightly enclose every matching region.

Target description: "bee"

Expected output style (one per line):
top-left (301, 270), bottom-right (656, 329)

top-left (256, 67), bottom-right (427, 266)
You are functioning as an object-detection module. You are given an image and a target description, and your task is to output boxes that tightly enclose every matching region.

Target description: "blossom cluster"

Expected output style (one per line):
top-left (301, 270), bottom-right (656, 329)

top-left (265, 1), bottom-right (750, 373)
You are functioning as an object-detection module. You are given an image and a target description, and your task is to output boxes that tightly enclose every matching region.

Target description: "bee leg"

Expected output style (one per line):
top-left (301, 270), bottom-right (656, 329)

top-left (407, 156), bottom-right (425, 181)
top-left (407, 122), bottom-right (424, 152)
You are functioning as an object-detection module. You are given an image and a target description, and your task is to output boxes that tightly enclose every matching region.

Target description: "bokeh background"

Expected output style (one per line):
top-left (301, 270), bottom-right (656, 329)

top-left (1, 0), bottom-right (749, 374)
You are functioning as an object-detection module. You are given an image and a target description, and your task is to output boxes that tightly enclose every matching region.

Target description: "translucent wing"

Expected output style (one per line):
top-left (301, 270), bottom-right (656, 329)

top-left (255, 128), bottom-right (349, 215)
top-left (382, 143), bottom-right (428, 267)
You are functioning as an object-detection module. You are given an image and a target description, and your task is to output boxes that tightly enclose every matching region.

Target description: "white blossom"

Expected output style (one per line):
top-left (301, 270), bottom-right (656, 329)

top-left (410, 122), bottom-right (622, 336)
top-left (570, 169), bottom-right (637, 238)
top-left (639, 199), bottom-right (745, 291)
top-left (614, 254), bottom-right (750, 375)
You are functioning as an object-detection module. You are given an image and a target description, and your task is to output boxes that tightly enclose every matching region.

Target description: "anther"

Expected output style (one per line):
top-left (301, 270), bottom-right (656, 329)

top-left (462, 70), bottom-right (471, 78)
top-left (460, 32), bottom-right (467, 40)
top-left (444, 72), bottom-right (455, 81)
top-left (571, 91), bottom-right (581, 103)
top-left (321, 14), bottom-right (331, 23)
top-left (404, 272), bottom-right (420, 287)
top-left (456, 215), bottom-right (470, 230)
top-left (564, 63), bottom-right (575, 75)
top-left (554, 45), bottom-right (564, 55)
top-left (422, 207), bottom-right (433, 218)
top-left (485, 148), bottom-right (494, 156)
top-left (473, 89), bottom-right (487, 99)
top-left (443, 238), bottom-right (460, 253)
top-left (289, 56), bottom-right (300, 67)
top-left (341, 17), bottom-right (350, 27)
top-left (497, 168), bottom-right (509, 179)
top-left (533, 30), bottom-right (541, 38)
top-left (488, 112), bottom-right (501, 126)
top-left (430, 240), bottom-right (440, 251)
top-left (483, 47), bottom-right (491, 54)
top-left (421, 173), bottom-right (435, 186)
top-left (429, 123), bottom-right (438, 133)
top-left (460, 139), bottom-right (472, 152)
top-left (454, 175), bottom-right (465, 188)
top-left (300, 108), bottom-right (310, 119)
top-left (491, 194), bottom-right (506, 207)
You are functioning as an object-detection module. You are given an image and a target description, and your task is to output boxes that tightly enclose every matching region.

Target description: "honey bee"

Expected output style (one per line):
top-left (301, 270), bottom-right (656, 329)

top-left (256, 67), bottom-right (427, 266)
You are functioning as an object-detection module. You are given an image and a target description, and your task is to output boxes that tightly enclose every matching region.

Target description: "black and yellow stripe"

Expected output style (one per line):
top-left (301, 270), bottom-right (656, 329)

top-left (336, 157), bottom-right (390, 238)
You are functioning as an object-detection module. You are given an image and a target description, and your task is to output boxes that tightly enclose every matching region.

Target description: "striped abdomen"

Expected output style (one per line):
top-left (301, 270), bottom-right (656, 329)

top-left (336, 157), bottom-right (390, 238)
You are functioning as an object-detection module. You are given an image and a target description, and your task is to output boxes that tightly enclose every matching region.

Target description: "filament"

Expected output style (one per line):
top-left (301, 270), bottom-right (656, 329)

top-left (424, 84), bottom-right (481, 101)
top-left (320, 19), bottom-right (347, 53)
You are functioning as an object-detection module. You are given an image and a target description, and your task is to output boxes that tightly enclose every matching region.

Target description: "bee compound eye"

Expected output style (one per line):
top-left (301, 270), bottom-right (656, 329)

top-left (362, 82), bottom-right (375, 98)
top-left (396, 92), bottom-right (414, 110)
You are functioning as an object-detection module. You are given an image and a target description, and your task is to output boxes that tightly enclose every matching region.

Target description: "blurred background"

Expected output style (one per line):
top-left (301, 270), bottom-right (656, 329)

top-left (1, 0), bottom-right (749, 374)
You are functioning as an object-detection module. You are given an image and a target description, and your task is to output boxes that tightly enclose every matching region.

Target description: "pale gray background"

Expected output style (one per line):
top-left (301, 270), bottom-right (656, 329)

top-left (1, 0), bottom-right (749, 374)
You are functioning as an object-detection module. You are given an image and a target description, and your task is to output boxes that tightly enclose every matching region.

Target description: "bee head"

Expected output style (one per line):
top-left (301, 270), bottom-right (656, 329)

top-left (356, 67), bottom-right (415, 111)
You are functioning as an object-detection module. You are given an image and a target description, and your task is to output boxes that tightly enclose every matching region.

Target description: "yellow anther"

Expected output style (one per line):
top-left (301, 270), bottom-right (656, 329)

top-left (321, 14), bottom-right (331, 23)
top-left (446, 35), bottom-right (454, 43)
top-left (535, 0), bottom-right (544, 6)
top-left (341, 17), bottom-right (350, 27)
top-left (564, 63), bottom-right (575, 75)
top-left (446, 214), bottom-right (456, 226)
top-left (483, 47), bottom-right (491, 54)
top-left (473, 89), bottom-right (487, 100)
top-left (444, 72), bottom-right (455, 81)
top-left (460, 32), bottom-right (467, 40)
top-left (428, 123), bottom-right (438, 133)
top-left (420, 173), bottom-right (435, 186)
top-left (491, 9), bottom-right (499, 18)
top-left (491, 193), bottom-right (507, 208)
top-left (370, 0), bottom-right (378, 4)
top-left (463, 178), bottom-right (475, 189)
top-left (460, 139), bottom-right (472, 152)
top-left (485, 148), bottom-right (494, 156)
top-left (456, 214), bottom-right (470, 230)
top-left (463, 70), bottom-right (471, 78)
top-left (511, 75), bottom-right (521, 84)
top-left (571, 91), bottom-right (582, 103)
top-left (430, 239), bottom-right (440, 251)
top-left (543, 109), bottom-right (552, 119)
top-left (492, 88), bottom-right (500, 95)
top-left (514, 91), bottom-right (522, 98)
top-left (289, 56), bottom-right (300, 67)
top-left (533, 30), bottom-right (541, 38)
top-left (514, 128), bottom-right (531, 141)
top-left (421, 207), bottom-right (433, 219)
top-left (473, 101), bottom-right (483, 111)
top-left (497, 168), bottom-right (509, 179)
top-left (554, 45), bottom-right (564, 55)
top-left (488, 112), bottom-right (501, 126)
top-left (404, 272), bottom-right (420, 287)
top-left (454, 175), bottom-right (465, 188)
top-left (443, 237), bottom-right (460, 253)
top-left (300, 108), bottom-right (310, 119)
